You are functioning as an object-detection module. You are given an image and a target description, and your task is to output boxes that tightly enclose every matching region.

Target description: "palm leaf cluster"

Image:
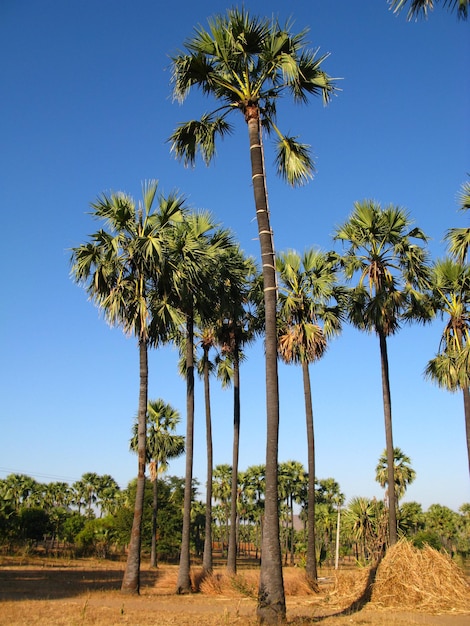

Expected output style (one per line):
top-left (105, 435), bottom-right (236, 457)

top-left (389, 0), bottom-right (468, 20)
top-left (170, 7), bottom-right (336, 185)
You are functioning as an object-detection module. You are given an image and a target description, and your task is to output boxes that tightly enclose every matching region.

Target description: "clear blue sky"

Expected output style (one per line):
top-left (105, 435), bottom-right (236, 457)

top-left (1, 0), bottom-right (468, 512)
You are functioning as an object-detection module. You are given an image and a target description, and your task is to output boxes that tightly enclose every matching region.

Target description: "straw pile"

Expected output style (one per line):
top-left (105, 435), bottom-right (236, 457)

top-left (370, 539), bottom-right (470, 612)
top-left (199, 571), bottom-right (258, 597)
top-left (198, 568), bottom-right (318, 598)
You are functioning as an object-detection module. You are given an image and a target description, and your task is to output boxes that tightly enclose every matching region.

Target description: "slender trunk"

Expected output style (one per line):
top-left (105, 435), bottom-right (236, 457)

top-left (334, 505), bottom-right (341, 570)
top-left (121, 339), bottom-right (148, 594)
top-left (150, 464), bottom-right (158, 568)
top-left (463, 387), bottom-right (470, 477)
top-left (246, 107), bottom-right (285, 624)
top-left (227, 346), bottom-right (240, 574)
top-left (378, 331), bottom-right (397, 546)
top-left (289, 495), bottom-right (295, 566)
top-left (202, 348), bottom-right (213, 574)
top-left (176, 313), bottom-right (195, 593)
top-left (302, 360), bottom-right (318, 585)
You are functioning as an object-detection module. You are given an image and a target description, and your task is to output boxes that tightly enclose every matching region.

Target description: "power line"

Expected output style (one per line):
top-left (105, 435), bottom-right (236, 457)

top-left (0, 466), bottom-right (127, 489)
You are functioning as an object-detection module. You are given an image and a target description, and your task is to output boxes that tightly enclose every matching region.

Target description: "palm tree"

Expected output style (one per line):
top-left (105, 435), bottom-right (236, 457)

top-left (445, 177), bottom-right (470, 264)
top-left (197, 323), bottom-right (218, 574)
top-left (212, 463), bottom-right (233, 555)
top-left (375, 447), bottom-right (416, 509)
top-left (242, 464), bottom-right (266, 561)
top-left (424, 259), bottom-right (470, 474)
top-left (335, 200), bottom-right (431, 546)
top-left (74, 472), bottom-right (100, 516)
top-left (277, 460), bottom-right (306, 567)
top-left (389, 0), bottom-right (468, 20)
top-left (96, 475), bottom-right (121, 517)
top-left (277, 248), bottom-right (343, 583)
top-left (1, 474), bottom-right (39, 511)
top-left (316, 478), bottom-right (345, 570)
top-left (71, 180), bottom-right (186, 594)
top-left (130, 398), bottom-right (184, 567)
top-left (169, 212), bottom-right (234, 594)
top-left (169, 10), bottom-right (336, 620)
top-left (216, 252), bottom-right (260, 575)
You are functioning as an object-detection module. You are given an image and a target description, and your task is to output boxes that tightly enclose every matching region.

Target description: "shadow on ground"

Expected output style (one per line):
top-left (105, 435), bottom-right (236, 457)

top-left (0, 566), bottom-right (159, 601)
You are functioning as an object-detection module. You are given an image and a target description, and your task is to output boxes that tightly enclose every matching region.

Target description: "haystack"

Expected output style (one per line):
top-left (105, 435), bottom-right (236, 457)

top-left (371, 539), bottom-right (470, 612)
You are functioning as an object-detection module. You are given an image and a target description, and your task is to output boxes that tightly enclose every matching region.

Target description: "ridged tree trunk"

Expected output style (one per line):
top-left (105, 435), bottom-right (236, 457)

top-left (463, 387), bottom-right (470, 477)
top-left (302, 360), bottom-right (318, 586)
top-left (121, 339), bottom-right (148, 594)
top-left (150, 464), bottom-right (159, 568)
top-left (202, 347), bottom-right (213, 574)
top-left (176, 313), bottom-right (195, 593)
top-left (246, 105), bottom-right (285, 624)
top-left (379, 331), bottom-right (397, 546)
top-left (227, 345), bottom-right (240, 574)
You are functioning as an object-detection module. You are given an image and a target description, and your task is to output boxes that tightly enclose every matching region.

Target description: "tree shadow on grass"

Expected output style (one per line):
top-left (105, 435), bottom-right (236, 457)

top-left (0, 566), bottom-right (161, 601)
top-left (312, 564), bottom-right (379, 623)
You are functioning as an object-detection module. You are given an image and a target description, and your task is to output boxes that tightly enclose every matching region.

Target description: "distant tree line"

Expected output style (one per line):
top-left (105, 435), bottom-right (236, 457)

top-left (1, 468), bottom-right (469, 567)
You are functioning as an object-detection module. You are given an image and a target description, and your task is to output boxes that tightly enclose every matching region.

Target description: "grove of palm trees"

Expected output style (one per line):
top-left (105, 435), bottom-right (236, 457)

top-left (1, 2), bottom-right (469, 625)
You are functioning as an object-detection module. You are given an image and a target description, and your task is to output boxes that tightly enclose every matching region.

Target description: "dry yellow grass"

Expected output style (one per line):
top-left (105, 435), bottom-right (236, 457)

top-left (0, 551), bottom-right (469, 625)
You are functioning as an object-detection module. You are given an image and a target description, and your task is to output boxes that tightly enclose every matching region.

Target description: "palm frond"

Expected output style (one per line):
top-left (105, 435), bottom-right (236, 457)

top-left (274, 135), bottom-right (315, 187)
top-left (169, 114), bottom-right (233, 167)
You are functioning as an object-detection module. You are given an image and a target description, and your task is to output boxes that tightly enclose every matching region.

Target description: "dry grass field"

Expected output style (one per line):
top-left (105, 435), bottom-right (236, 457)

top-left (0, 542), bottom-right (469, 625)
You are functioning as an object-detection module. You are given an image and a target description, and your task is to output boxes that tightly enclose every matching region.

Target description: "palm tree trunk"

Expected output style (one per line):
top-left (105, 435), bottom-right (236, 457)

top-left (176, 313), bottom-right (195, 593)
top-left (150, 464), bottom-right (159, 568)
top-left (302, 360), bottom-right (318, 586)
top-left (246, 106), bottom-right (285, 624)
top-left (463, 387), bottom-right (470, 477)
top-left (203, 349), bottom-right (213, 574)
top-left (227, 346), bottom-right (240, 574)
top-left (121, 339), bottom-right (148, 594)
top-left (334, 505), bottom-right (341, 570)
top-left (378, 331), bottom-right (397, 546)
top-left (289, 495), bottom-right (295, 566)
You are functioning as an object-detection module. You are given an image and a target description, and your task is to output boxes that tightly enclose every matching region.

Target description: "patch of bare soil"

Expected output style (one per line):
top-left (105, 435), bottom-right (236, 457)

top-left (0, 555), bottom-right (468, 625)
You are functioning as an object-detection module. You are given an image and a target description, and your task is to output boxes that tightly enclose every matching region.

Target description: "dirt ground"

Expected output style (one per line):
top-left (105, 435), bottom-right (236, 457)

top-left (0, 556), bottom-right (469, 625)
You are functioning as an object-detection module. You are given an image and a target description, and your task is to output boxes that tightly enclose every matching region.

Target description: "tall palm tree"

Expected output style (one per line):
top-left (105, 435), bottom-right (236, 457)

top-left (197, 323), bottom-right (218, 575)
top-left (169, 212), bottom-right (234, 594)
top-left (375, 447), bottom-right (416, 509)
top-left (169, 10), bottom-right (336, 620)
top-left (335, 200), bottom-right (431, 546)
top-left (389, 0), bottom-right (468, 20)
top-left (424, 259), bottom-right (470, 474)
top-left (71, 180), bottom-right (186, 594)
top-left (216, 252), bottom-right (260, 575)
top-left (277, 248), bottom-right (343, 584)
top-left (130, 398), bottom-right (184, 567)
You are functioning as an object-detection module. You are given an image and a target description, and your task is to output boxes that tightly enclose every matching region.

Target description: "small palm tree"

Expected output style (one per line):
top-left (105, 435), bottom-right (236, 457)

top-left (277, 248), bottom-right (344, 584)
top-left (71, 181), bottom-right (186, 594)
top-left (375, 447), bottom-right (416, 509)
top-left (130, 399), bottom-right (184, 568)
top-left (335, 200), bottom-right (431, 546)
top-left (169, 10), bottom-right (336, 619)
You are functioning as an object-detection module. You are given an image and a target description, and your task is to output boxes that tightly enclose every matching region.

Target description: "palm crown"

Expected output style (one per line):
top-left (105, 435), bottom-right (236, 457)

top-left (335, 200), bottom-right (431, 336)
top-left (170, 7), bottom-right (336, 185)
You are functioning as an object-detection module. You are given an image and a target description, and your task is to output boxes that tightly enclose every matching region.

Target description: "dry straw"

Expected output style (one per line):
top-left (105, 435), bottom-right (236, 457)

top-left (370, 539), bottom-right (470, 613)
